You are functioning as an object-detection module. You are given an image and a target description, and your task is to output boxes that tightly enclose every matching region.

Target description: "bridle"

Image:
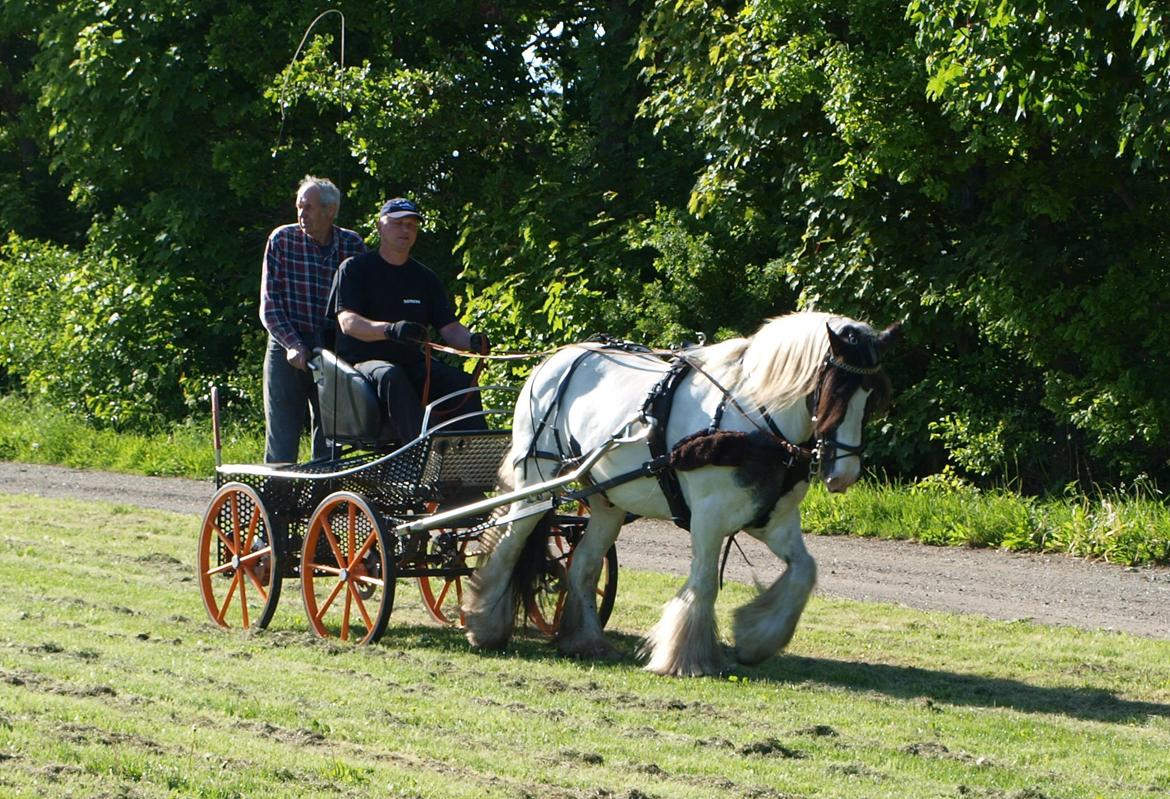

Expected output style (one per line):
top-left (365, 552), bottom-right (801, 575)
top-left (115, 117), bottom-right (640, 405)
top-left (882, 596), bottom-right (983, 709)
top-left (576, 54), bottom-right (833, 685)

top-left (674, 346), bottom-right (883, 480)
top-left (806, 353), bottom-right (883, 476)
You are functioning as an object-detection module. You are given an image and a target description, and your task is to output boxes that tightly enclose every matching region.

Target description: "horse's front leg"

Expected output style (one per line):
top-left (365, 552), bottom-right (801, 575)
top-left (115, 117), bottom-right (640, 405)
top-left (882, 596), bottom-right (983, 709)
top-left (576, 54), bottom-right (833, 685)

top-left (641, 518), bottom-right (728, 677)
top-left (557, 500), bottom-right (625, 661)
top-left (732, 485), bottom-right (816, 666)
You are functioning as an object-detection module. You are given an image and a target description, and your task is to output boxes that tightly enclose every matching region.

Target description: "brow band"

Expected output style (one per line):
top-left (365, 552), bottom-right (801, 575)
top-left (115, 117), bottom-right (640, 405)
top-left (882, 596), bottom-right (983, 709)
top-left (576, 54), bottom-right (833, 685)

top-left (827, 355), bottom-right (883, 375)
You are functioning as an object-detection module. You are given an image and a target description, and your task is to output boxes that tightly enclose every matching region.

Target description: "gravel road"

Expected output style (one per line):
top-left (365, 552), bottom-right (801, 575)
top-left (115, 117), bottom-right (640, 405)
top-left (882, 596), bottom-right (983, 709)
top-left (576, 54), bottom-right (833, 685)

top-left (2, 460), bottom-right (1168, 638)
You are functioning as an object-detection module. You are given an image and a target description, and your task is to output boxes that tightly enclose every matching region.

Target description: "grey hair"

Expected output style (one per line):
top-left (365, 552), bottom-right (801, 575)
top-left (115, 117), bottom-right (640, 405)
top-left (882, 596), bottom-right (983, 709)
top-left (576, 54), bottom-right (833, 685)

top-left (298, 175), bottom-right (341, 210)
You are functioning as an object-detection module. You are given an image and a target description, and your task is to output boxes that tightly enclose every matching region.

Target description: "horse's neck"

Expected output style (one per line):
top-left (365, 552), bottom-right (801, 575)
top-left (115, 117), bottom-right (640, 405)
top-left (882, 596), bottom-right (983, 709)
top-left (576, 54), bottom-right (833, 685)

top-left (681, 368), bottom-right (813, 443)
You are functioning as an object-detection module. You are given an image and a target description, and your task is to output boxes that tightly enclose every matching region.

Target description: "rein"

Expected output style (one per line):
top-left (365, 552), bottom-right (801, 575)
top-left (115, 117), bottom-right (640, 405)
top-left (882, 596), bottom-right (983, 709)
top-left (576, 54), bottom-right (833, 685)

top-left (418, 338), bottom-right (491, 415)
top-left (418, 333), bottom-right (879, 479)
top-left (674, 353), bottom-right (817, 465)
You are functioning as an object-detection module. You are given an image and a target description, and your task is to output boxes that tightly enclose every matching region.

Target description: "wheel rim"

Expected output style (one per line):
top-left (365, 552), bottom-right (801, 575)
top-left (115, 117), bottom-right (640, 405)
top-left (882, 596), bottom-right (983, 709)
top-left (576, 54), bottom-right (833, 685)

top-left (301, 492), bottom-right (395, 644)
top-left (197, 483), bottom-right (282, 630)
top-left (417, 532), bottom-right (482, 627)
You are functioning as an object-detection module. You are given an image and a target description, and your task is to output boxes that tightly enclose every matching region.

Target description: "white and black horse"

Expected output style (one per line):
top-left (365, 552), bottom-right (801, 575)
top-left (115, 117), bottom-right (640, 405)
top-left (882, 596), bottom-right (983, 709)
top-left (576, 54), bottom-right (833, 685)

top-left (464, 311), bottom-right (898, 676)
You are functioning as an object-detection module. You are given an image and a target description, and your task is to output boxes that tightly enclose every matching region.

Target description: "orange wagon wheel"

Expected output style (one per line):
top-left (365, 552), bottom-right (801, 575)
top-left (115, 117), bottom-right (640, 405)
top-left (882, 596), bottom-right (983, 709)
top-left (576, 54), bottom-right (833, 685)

top-left (417, 531), bottom-right (483, 627)
top-left (300, 491), bottom-right (396, 645)
top-left (197, 482), bottom-right (283, 631)
top-left (524, 514), bottom-right (619, 636)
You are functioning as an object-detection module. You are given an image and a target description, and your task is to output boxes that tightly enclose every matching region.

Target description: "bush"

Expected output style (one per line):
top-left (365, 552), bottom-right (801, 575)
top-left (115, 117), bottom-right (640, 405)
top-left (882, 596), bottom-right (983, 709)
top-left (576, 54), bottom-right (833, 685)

top-left (0, 234), bottom-right (210, 429)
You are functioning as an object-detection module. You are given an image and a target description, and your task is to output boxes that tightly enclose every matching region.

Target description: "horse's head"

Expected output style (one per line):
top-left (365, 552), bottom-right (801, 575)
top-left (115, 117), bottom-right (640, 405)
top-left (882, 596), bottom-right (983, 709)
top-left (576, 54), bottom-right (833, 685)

top-left (813, 318), bottom-right (900, 493)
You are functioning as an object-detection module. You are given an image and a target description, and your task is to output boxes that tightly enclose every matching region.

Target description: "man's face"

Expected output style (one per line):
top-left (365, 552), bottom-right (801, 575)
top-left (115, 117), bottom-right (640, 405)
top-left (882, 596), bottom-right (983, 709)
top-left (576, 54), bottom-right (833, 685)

top-left (378, 214), bottom-right (419, 253)
top-left (296, 186), bottom-right (337, 244)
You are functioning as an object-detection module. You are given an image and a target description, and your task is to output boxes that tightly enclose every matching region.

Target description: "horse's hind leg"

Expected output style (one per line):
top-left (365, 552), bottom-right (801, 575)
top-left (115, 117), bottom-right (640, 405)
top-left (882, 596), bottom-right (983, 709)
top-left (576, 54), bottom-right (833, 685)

top-left (641, 521), bottom-right (728, 677)
top-left (732, 497), bottom-right (816, 666)
top-left (463, 507), bottom-right (544, 651)
top-left (557, 501), bottom-right (625, 660)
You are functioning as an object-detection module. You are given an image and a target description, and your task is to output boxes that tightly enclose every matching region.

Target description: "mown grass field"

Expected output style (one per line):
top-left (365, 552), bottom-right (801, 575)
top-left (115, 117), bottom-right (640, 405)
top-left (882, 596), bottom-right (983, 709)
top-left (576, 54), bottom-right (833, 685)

top-left (1, 493), bottom-right (1169, 798)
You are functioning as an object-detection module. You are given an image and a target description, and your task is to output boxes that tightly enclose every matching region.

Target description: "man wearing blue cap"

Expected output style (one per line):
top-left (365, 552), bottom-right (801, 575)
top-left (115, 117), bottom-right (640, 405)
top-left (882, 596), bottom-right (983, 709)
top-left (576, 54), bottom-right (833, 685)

top-left (328, 198), bottom-right (489, 441)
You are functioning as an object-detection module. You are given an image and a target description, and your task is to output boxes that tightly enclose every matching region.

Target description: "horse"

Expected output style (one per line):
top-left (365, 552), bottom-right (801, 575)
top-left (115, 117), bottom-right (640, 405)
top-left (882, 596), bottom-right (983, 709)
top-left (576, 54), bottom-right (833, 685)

top-left (463, 311), bottom-right (898, 676)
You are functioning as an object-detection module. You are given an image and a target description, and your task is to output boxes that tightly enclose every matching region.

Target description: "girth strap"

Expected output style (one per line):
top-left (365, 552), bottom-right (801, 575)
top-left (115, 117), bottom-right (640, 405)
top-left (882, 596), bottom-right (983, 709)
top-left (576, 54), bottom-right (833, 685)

top-left (641, 359), bottom-right (694, 529)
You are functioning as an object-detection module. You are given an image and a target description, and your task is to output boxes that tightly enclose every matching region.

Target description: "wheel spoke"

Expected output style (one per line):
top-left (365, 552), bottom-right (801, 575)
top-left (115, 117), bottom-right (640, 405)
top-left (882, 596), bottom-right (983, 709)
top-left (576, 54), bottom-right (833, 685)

top-left (322, 516), bottom-right (347, 568)
top-left (238, 573), bottom-right (250, 628)
top-left (239, 547), bottom-right (270, 565)
top-left (243, 561), bottom-right (269, 599)
top-left (205, 560), bottom-right (234, 578)
top-left (434, 578), bottom-right (453, 608)
top-left (341, 586), bottom-right (353, 640)
top-left (307, 562), bottom-right (343, 576)
top-left (212, 521), bottom-right (235, 554)
top-left (352, 531), bottom-right (377, 563)
top-left (228, 494), bottom-right (242, 555)
top-left (215, 568), bottom-right (241, 624)
top-left (315, 577), bottom-right (347, 620)
top-left (242, 505), bottom-right (261, 553)
top-left (348, 581), bottom-right (374, 630)
top-left (347, 504), bottom-right (357, 565)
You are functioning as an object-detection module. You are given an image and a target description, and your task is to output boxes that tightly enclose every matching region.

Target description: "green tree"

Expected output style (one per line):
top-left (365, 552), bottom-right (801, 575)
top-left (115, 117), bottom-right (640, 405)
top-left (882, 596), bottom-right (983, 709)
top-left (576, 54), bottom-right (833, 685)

top-left (636, 0), bottom-right (1170, 488)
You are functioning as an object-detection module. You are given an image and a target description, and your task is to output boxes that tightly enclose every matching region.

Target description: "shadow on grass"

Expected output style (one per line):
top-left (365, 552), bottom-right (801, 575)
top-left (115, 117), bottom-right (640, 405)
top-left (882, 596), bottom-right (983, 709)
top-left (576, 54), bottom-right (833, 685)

top-left (747, 653), bottom-right (1170, 723)
top-left (252, 615), bottom-right (1165, 724)
top-left (366, 624), bottom-right (1168, 724)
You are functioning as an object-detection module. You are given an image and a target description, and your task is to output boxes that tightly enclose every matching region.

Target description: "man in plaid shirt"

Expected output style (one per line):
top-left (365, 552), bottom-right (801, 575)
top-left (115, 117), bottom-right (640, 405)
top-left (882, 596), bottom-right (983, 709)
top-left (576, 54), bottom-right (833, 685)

top-left (260, 176), bottom-right (366, 463)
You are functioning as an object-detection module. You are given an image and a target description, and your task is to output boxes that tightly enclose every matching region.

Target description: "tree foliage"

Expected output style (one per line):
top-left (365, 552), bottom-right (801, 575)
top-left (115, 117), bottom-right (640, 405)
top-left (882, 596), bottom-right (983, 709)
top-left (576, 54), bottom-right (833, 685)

top-left (635, 0), bottom-right (1170, 488)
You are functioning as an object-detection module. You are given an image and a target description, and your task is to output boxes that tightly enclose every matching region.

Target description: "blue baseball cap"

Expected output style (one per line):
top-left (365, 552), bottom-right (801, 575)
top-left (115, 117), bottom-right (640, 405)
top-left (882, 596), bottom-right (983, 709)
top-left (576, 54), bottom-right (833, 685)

top-left (379, 198), bottom-right (422, 219)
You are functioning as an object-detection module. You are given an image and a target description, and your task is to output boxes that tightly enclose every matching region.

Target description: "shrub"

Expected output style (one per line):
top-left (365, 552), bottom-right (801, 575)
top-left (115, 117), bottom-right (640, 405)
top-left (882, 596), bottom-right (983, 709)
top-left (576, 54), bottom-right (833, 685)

top-left (0, 234), bottom-right (202, 429)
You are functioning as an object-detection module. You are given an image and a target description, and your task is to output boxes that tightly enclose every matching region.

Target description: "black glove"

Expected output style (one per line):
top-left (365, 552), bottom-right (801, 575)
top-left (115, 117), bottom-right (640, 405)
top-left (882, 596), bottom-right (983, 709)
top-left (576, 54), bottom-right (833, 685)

top-left (469, 331), bottom-right (491, 355)
top-left (386, 320), bottom-right (426, 343)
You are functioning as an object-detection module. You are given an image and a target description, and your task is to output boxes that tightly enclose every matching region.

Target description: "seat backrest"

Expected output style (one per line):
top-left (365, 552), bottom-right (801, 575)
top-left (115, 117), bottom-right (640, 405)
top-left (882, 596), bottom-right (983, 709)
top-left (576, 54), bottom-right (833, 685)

top-left (310, 349), bottom-right (399, 448)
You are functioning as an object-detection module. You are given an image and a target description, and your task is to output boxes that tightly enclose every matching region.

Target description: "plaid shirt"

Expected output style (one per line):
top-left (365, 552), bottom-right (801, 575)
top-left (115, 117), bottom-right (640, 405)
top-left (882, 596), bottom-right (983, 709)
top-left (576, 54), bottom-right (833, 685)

top-left (259, 223), bottom-right (366, 352)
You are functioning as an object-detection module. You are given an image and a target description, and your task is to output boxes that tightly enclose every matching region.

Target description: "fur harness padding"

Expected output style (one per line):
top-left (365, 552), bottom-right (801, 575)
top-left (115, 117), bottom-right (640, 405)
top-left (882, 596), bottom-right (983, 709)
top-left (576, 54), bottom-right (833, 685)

top-left (641, 359), bottom-right (812, 531)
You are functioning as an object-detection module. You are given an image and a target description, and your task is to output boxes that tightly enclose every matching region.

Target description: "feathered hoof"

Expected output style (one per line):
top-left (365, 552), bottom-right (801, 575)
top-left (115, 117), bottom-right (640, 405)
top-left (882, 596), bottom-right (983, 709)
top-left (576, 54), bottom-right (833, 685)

top-left (558, 634), bottom-right (621, 662)
top-left (640, 643), bottom-right (729, 678)
top-left (732, 642), bottom-right (772, 667)
top-left (463, 623), bottom-right (510, 652)
top-left (462, 603), bottom-right (514, 652)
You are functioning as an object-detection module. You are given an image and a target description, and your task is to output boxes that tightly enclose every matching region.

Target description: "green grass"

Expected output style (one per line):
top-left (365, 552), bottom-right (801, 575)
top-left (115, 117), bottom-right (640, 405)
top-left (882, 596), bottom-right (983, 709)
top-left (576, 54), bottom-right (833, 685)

top-left (2, 393), bottom-right (1169, 566)
top-left (1, 494), bottom-right (1169, 798)
top-left (802, 474), bottom-right (1170, 567)
top-left (0, 393), bottom-right (267, 476)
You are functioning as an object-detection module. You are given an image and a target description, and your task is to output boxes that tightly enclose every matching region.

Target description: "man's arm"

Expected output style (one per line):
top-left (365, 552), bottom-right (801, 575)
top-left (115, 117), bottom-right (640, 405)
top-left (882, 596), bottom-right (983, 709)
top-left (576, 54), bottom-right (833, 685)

top-left (259, 230), bottom-right (311, 369)
top-left (438, 321), bottom-right (473, 351)
top-left (338, 310), bottom-right (398, 342)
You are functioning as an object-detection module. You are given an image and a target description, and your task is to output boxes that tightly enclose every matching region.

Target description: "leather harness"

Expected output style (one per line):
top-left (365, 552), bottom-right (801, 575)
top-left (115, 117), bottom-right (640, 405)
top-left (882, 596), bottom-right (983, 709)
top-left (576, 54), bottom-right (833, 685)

top-left (522, 340), bottom-right (817, 532)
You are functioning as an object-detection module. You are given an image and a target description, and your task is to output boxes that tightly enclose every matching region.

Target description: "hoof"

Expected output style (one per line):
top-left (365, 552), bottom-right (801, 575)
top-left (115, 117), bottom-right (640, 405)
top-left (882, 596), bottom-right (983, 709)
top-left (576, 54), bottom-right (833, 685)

top-left (464, 628), bottom-right (509, 652)
top-left (558, 635), bottom-right (621, 662)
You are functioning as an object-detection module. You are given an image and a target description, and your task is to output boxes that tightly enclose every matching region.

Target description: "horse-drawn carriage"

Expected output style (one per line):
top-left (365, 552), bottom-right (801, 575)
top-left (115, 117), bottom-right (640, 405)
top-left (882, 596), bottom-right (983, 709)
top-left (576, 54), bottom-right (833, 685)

top-left (197, 348), bottom-right (620, 645)
top-left (197, 312), bottom-right (897, 675)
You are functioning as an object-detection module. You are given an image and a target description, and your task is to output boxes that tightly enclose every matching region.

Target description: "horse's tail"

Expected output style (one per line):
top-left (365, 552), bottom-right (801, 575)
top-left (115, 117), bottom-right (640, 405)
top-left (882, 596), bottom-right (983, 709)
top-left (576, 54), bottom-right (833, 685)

top-left (512, 511), bottom-right (554, 619)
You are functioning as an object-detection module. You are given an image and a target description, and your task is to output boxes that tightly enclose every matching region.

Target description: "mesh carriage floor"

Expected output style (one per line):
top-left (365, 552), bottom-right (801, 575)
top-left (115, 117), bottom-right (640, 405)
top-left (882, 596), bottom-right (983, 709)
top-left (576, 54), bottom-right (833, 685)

top-left (215, 430), bottom-right (513, 522)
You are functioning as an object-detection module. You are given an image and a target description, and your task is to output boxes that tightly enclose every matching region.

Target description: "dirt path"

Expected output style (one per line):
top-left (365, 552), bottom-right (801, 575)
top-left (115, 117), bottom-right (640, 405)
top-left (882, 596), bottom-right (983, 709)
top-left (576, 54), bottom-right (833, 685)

top-left (3, 460), bottom-right (1168, 638)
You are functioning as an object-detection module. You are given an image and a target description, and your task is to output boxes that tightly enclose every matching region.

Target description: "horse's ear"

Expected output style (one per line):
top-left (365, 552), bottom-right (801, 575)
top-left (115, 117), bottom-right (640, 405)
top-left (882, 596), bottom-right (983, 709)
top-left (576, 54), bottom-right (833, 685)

top-left (876, 321), bottom-right (902, 355)
top-left (826, 319), bottom-right (856, 356)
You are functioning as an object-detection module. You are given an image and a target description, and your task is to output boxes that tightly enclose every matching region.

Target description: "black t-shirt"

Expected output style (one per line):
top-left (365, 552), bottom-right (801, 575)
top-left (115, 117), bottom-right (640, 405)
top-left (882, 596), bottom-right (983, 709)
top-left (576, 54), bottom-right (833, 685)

top-left (329, 251), bottom-right (457, 366)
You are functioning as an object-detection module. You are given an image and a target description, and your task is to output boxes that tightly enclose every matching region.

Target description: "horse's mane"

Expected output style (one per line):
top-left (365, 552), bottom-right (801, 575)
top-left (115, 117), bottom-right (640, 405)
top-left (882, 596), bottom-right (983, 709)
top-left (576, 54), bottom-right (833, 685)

top-left (690, 312), bottom-right (836, 411)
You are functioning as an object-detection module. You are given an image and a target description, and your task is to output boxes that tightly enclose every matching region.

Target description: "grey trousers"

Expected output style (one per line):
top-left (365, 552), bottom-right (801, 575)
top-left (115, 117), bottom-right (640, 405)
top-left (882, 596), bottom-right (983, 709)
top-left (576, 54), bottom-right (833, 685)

top-left (355, 359), bottom-right (485, 442)
top-left (263, 336), bottom-right (327, 463)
